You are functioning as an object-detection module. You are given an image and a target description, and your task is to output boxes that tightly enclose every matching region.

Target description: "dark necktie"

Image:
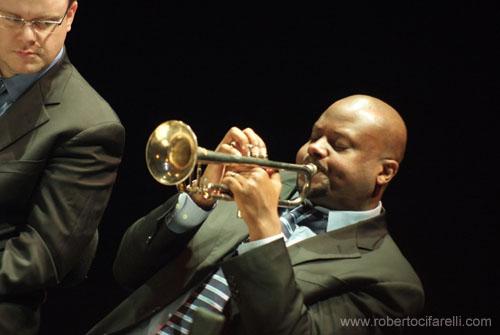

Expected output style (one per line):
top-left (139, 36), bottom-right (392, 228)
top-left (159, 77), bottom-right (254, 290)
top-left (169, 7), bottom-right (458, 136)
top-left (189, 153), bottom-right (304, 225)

top-left (0, 80), bottom-right (10, 117)
top-left (158, 205), bottom-right (327, 334)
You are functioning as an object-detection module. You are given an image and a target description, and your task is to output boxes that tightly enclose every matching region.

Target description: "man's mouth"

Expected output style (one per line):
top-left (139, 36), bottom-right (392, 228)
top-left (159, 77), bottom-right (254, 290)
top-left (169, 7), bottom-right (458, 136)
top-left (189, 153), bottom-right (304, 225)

top-left (16, 50), bottom-right (37, 57)
top-left (303, 158), bottom-right (327, 175)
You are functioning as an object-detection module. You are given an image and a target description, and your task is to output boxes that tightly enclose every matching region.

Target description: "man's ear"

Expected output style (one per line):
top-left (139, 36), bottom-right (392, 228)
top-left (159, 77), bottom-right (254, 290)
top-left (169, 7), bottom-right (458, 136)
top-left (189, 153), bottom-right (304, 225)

top-left (65, 1), bottom-right (78, 32)
top-left (376, 159), bottom-right (399, 186)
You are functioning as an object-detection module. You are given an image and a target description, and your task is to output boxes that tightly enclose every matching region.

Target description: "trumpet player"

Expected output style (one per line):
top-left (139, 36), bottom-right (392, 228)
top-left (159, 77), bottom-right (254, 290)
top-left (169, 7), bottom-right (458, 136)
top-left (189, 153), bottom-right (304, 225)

top-left (89, 94), bottom-right (424, 335)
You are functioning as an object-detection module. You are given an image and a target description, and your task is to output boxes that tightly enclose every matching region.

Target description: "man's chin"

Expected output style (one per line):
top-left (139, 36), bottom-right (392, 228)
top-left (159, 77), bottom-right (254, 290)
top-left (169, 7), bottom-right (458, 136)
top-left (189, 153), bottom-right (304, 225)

top-left (297, 174), bottom-right (328, 195)
top-left (11, 58), bottom-right (45, 75)
top-left (17, 64), bottom-right (44, 74)
top-left (305, 185), bottom-right (329, 201)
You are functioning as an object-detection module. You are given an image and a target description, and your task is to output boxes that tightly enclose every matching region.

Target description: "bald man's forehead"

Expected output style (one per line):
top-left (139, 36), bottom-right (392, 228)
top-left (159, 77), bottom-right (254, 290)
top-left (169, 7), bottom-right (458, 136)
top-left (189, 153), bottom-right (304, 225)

top-left (320, 103), bottom-right (384, 130)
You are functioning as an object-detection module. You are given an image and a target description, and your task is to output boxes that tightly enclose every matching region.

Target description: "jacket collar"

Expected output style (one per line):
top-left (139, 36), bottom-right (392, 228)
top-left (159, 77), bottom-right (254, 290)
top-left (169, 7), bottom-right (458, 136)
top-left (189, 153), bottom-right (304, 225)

top-left (287, 211), bottom-right (388, 266)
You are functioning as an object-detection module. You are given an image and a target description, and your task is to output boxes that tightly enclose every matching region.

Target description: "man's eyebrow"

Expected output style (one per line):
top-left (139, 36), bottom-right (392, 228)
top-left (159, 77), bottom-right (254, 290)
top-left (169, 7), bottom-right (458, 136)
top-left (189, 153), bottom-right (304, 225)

top-left (311, 124), bottom-right (324, 133)
top-left (332, 130), bottom-right (350, 138)
top-left (0, 10), bottom-right (62, 19)
top-left (325, 129), bottom-right (356, 145)
top-left (0, 10), bottom-right (18, 17)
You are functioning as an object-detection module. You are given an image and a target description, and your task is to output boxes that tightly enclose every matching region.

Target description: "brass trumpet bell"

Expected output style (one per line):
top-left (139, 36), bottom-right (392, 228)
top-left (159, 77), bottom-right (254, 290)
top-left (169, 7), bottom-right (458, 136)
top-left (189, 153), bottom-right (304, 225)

top-left (145, 120), bottom-right (198, 185)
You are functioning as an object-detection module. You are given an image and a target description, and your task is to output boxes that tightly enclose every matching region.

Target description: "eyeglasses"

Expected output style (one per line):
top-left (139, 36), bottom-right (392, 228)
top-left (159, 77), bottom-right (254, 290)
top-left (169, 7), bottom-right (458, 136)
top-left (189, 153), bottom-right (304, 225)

top-left (0, 4), bottom-right (71, 33)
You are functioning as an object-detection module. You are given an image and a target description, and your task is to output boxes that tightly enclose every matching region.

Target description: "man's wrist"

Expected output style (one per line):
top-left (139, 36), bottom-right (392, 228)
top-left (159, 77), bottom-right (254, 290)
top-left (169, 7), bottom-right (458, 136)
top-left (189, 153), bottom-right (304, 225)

top-left (190, 193), bottom-right (216, 210)
top-left (167, 192), bottom-right (213, 233)
top-left (247, 216), bottom-right (281, 241)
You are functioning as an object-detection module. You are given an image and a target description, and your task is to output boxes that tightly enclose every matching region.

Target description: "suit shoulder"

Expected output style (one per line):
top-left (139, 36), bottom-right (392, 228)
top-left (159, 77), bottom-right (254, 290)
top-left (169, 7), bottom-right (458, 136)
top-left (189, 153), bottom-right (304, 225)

top-left (364, 234), bottom-right (423, 289)
top-left (44, 61), bottom-right (122, 127)
top-left (65, 66), bottom-right (120, 122)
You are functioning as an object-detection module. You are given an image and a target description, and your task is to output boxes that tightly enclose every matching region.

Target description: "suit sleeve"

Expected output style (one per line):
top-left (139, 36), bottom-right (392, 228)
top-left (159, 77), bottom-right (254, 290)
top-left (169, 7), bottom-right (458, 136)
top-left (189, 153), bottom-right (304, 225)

top-left (112, 194), bottom-right (202, 290)
top-left (221, 238), bottom-right (425, 335)
top-left (0, 121), bottom-right (124, 296)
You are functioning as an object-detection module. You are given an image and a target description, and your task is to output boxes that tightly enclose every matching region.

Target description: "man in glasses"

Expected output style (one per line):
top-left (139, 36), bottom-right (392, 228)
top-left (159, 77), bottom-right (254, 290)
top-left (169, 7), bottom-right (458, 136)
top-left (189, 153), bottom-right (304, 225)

top-left (0, 0), bottom-right (125, 334)
top-left (89, 95), bottom-right (423, 335)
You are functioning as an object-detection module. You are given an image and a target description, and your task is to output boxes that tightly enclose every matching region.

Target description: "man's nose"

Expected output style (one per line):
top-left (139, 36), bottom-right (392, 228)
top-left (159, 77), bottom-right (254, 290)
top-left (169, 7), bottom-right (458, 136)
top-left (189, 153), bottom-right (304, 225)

top-left (18, 22), bottom-right (38, 39)
top-left (307, 137), bottom-right (328, 159)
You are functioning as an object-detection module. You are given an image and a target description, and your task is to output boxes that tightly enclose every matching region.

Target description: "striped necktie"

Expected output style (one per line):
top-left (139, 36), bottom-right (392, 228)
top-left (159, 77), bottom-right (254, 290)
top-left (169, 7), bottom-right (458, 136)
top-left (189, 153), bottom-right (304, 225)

top-left (157, 267), bottom-right (230, 335)
top-left (0, 80), bottom-right (10, 117)
top-left (280, 205), bottom-right (328, 238)
top-left (158, 205), bottom-right (327, 334)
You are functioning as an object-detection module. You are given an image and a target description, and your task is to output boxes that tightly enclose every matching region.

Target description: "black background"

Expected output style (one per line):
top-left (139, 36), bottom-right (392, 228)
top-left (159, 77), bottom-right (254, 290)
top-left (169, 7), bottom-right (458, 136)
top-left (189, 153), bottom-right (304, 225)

top-left (39, 1), bottom-right (498, 334)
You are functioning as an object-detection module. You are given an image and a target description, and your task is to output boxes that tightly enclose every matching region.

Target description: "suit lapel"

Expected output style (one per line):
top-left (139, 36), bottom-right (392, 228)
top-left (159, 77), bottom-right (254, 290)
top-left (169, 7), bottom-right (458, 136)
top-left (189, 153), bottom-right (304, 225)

top-left (0, 84), bottom-right (49, 152)
top-left (288, 227), bottom-right (361, 266)
top-left (0, 53), bottom-right (69, 153)
top-left (190, 201), bottom-right (248, 269)
top-left (288, 212), bottom-right (388, 266)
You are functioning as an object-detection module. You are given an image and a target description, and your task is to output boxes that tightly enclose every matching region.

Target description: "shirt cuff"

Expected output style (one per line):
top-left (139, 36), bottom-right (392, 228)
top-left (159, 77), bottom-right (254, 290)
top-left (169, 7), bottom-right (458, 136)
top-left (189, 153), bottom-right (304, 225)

top-left (236, 233), bottom-right (285, 255)
top-left (167, 192), bottom-right (213, 233)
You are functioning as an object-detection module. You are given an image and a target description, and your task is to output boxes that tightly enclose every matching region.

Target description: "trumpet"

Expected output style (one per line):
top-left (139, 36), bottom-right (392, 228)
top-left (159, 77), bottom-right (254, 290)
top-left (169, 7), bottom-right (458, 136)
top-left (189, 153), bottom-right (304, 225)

top-left (145, 120), bottom-right (317, 207)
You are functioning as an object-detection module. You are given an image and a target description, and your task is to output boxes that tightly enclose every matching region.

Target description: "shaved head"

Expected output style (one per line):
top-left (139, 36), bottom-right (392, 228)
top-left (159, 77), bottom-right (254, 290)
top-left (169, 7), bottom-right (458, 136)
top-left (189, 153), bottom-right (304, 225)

top-left (331, 95), bottom-right (407, 163)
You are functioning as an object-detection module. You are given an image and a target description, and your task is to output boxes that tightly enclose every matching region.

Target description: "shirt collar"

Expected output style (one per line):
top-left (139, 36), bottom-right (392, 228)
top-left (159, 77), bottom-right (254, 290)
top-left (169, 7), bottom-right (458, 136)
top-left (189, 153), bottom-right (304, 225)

top-left (314, 202), bottom-right (383, 232)
top-left (0, 47), bottom-right (64, 103)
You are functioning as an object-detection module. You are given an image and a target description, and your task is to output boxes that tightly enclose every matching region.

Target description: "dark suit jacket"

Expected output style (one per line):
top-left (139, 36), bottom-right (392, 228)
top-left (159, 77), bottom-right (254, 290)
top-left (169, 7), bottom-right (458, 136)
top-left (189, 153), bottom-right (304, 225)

top-left (0, 52), bottom-right (125, 335)
top-left (89, 173), bottom-right (424, 335)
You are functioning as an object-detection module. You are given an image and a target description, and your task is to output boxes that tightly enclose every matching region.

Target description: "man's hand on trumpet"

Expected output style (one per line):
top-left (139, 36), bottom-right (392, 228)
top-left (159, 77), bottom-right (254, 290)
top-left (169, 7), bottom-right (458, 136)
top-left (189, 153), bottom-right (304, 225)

top-left (190, 127), bottom-right (282, 241)
top-left (223, 167), bottom-right (282, 241)
top-left (190, 126), bottom-right (268, 209)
